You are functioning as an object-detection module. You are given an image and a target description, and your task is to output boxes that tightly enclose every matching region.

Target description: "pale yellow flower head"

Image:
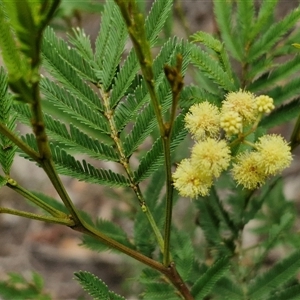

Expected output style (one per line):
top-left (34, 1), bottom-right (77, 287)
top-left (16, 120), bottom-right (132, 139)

top-left (220, 110), bottom-right (242, 136)
top-left (232, 151), bottom-right (266, 189)
top-left (173, 158), bottom-right (212, 198)
top-left (255, 95), bottom-right (275, 114)
top-left (191, 138), bottom-right (231, 178)
top-left (222, 89), bottom-right (257, 123)
top-left (255, 134), bottom-right (292, 175)
top-left (184, 102), bottom-right (220, 141)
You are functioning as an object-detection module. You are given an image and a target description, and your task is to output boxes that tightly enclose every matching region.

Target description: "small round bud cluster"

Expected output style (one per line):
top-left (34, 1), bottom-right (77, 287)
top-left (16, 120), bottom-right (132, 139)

top-left (220, 111), bottom-right (242, 135)
top-left (255, 95), bottom-right (275, 113)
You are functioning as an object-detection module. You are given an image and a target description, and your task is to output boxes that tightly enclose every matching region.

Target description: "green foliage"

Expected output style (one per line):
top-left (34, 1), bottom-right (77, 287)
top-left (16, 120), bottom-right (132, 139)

top-left (247, 251), bottom-right (300, 299)
top-left (0, 68), bottom-right (17, 175)
top-left (0, 272), bottom-right (51, 300)
top-left (1, 0), bottom-right (300, 299)
top-left (74, 271), bottom-right (125, 300)
top-left (191, 257), bottom-right (229, 299)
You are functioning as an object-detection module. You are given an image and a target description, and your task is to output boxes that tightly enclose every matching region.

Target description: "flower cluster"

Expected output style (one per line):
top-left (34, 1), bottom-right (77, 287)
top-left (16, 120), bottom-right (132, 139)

top-left (173, 90), bottom-right (292, 199)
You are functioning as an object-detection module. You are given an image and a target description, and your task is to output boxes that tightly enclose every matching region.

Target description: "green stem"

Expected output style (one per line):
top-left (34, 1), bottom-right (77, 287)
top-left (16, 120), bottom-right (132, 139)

top-left (0, 123), bottom-right (41, 162)
top-left (162, 137), bottom-right (173, 266)
top-left (0, 206), bottom-right (74, 226)
top-left (6, 178), bottom-right (67, 218)
top-left (114, 0), bottom-right (165, 137)
top-left (163, 56), bottom-right (184, 266)
top-left (42, 160), bottom-right (82, 224)
top-left (76, 221), bottom-right (194, 300)
top-left (99, 87), bottom-right (165, 253)
top-left (290, 113), bottom-right (300, 151)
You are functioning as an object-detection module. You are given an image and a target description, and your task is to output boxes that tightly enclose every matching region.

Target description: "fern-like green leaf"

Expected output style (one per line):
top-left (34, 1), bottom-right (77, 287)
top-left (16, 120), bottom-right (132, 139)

top-left (268, 77), bottom-right (300, 105)
top-left (43, 27), bottom-right (97, 83)
top-left (0, 4), bottom-right (24, 78)
top-left (249, 0), bottom-right (279, 42)
top-left (134, 111), bottom-right (187, 182)
top-left (171, 230), bottom-right (194, 281)
top-left (236, 0), bottom-right (254, 46)
top-left (109, 50), bottom-right (139, 109)
top-left (13, 103), bottom-right (117, 161)
top-left (94, 1), bottom-right (127, 91)
top-left (190, 43), bottom-right (236, 92)
top-left (248, 8), bottom-right (300, 62)
top-left (145, 0), bottom-right (173, 45)
top-left (213, 0), bottom-right (242, 60)
top-left (195, 198), bottom-right (232, 256)
top-left (249, 54), bottom-right (300, 92)
top-left (260, 98), bottom-right (300, 129)
top-left (40, 77), bottom-right (109, 134)
top-left (248, 251), bottom-right (300, 299)
top-left (82, 219), bottom-right (134, 253)
top-left (123, 80), bottom-right (171, 156)
top-left (68, 27), bottom-right (94, 61)
top-left (142, 282), bottom-right (178, 300)
top-left (265, 212), bottom-right (294, 251)
top-left (0, 272), bottom-right (51, 300)
top-left (109, 0), bottom-right (174, 109)
top-left (74, 271), bottom-right (125, 300)
top-left (123, 40), bottom-right (190, 156)
top-left (51, 146), bottom-right (129, 187)
top-left (0, 174), bottom-right (7, 188)
top-left (267, 284), bottom-right (300, 300)
top-left (114, 38), bottom-right (187, 132)
top-left (212, 277), bottom-right (244, 300)
top-left (191, 257), bottom-right (229, 300)
top-left (20, 135), bottom-right (128, 187)
top-left (191, 31), bottom-right (222, 53)
top-left (0, 68), bottom-right (17, 175)
top-left (41, 38), bottom-right (103, 111)
top-left (180, 85), bottom-right (222, 109)
top-left (190, 32), bottom-right (234, 83)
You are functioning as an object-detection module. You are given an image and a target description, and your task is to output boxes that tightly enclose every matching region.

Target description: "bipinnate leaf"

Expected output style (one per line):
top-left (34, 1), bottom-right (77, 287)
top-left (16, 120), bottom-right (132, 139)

top-left (43, 27), bottom-right (97, 83)
top-left (171, 230), bottom-right (194, 281)
top-left (248, 251), bottom-right (300, 299)
top-left (0, 272), bottom-right (51, 300)
top-left (190, 43), bottom-right (236, 92)
top-left (249, 0), bottom-right (279, 41)
top-left (248, 8), bottom-right (300, 62)
top-left (74, 271), bottom-right (125, 300)
top-left (212, 277), bottom-right (244, 300)
top-left (266, 284), bottom-right (300, 300)
top-left (142, 282), bottom-right (178, 300)
top-left (0, 4), bottom-right (24, 78)
top-left (213, 0), bottom-right (242, 60)
top-left (0, 67), bottom-right (17, 175)
top-left (191, 256), bottom-right (229, 299)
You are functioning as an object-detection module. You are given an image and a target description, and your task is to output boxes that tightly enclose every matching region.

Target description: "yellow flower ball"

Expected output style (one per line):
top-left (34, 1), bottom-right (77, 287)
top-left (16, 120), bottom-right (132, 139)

top-left (255, 134), bottom-right (292, 175)
top-left (185, 102), bottom-right (220, 141)
top-left (173, 159), bottom-right (213, 198)
top-left (232, 151), bottom-right (266, 189)
top-left (222, 89), bottom-right (257, 123)
top-left (191, 138), bottom-right (231, 178)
